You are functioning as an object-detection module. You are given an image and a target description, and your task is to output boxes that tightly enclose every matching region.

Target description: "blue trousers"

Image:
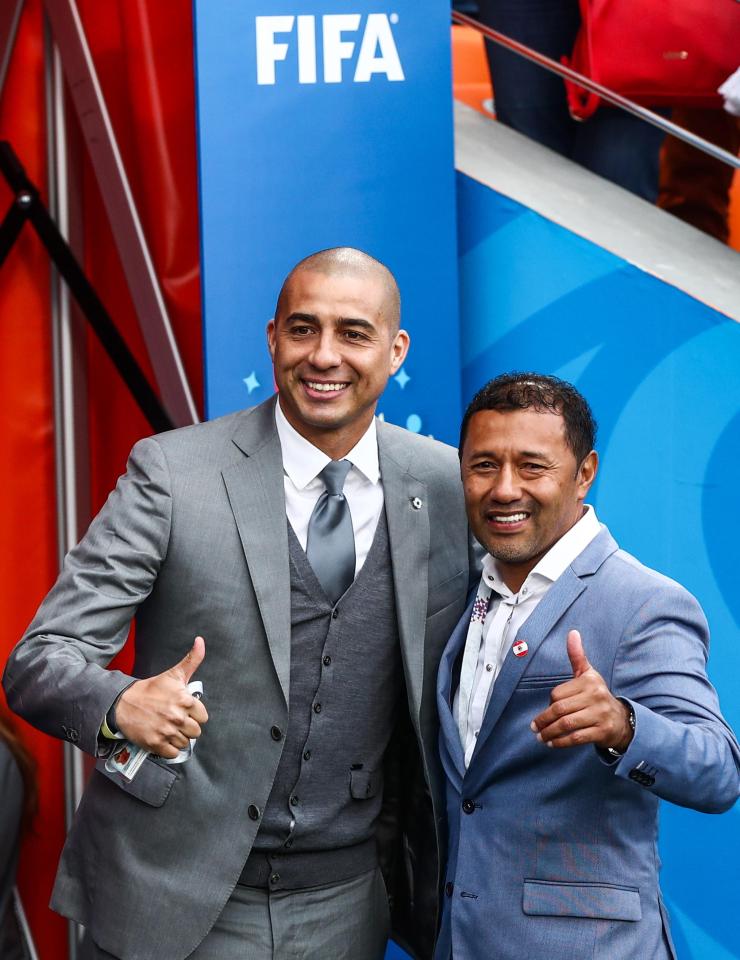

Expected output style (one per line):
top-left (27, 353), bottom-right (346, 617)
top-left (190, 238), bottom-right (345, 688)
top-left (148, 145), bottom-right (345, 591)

top-left (476, 0), bottom-right (664, 201)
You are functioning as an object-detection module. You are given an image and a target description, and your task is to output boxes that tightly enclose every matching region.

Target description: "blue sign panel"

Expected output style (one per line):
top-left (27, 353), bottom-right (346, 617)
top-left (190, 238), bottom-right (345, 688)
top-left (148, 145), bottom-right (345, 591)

top-left (458, 171), bottom-right (740, 960)
top-left (194, 0), bottom-right (461, 443)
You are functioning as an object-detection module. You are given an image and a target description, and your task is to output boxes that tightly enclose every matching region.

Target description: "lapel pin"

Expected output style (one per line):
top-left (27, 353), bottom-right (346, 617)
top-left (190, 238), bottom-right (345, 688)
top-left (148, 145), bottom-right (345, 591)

top-left (512, 639), bottom-right (529, 658)
top-left (410, 497), bottom-right (423, 510)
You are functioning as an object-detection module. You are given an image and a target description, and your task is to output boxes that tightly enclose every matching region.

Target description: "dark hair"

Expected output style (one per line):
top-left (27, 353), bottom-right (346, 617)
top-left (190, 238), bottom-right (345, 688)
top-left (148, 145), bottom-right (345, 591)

top-left (0, 704), bottom-right (38, 831)
top-left (459, 372), bottom-right (597, 466)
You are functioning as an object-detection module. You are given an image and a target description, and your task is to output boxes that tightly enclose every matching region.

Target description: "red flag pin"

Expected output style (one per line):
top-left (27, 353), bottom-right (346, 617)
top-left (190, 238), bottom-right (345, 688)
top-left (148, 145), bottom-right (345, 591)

top-left (512, 639), bottom-right (529, 658)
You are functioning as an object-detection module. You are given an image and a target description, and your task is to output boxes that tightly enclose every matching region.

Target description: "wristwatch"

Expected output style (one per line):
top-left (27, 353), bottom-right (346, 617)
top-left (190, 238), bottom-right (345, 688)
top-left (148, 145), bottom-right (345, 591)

top-left (605, 701), bottom-right (636, 759)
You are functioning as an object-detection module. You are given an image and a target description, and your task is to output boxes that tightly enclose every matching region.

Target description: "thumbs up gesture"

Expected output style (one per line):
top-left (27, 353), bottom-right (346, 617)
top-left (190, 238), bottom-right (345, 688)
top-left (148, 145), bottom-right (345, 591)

top-left (530, 630), bottom-right (633, 753)
top-left (114, 636), bottom-right (209, 759)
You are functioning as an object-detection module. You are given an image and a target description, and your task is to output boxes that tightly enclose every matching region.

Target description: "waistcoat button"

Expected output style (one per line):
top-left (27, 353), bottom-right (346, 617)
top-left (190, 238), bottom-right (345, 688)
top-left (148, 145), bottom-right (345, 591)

top-left (248, 805), bottom-right (260, 821)
top-left (270, 725), bottom-right (283, 741)
top-left (462, 799), bottom-right (476, 815)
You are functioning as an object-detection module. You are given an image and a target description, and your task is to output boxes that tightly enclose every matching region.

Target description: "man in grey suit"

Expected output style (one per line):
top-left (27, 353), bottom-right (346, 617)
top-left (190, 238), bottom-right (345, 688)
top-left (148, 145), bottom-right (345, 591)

top-left (436, 372), bottom-right (740, 960)
top-left (3, 247), bottom-right (474, 960)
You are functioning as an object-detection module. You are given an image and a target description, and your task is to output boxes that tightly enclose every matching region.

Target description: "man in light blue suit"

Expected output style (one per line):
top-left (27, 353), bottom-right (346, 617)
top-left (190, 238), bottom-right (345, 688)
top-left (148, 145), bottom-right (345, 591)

top-left (436, 372), bottom-right (740, 960)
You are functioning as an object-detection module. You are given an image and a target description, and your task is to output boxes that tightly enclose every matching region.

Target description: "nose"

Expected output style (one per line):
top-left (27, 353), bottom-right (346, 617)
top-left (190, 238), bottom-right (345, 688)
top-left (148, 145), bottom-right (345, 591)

top-left (488, 464), bottom-right (520, 504)
top-left (308, 329), bottom-right (342, 370)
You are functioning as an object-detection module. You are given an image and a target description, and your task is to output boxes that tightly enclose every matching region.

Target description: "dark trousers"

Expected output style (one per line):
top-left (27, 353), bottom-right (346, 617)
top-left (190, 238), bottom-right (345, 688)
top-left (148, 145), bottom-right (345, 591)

top-left (476, 0), bottom-right (664, 201)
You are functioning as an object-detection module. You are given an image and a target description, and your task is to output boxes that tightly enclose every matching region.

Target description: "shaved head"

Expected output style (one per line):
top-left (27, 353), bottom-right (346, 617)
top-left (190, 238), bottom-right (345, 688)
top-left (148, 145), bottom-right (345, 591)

top-left (276, 246), bottom-right (401, 330)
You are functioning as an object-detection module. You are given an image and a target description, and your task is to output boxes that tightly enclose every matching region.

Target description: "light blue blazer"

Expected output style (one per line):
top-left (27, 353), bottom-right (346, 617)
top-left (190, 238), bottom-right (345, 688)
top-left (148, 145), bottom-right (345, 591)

top-left (436, 527), bottom-right (740, 960)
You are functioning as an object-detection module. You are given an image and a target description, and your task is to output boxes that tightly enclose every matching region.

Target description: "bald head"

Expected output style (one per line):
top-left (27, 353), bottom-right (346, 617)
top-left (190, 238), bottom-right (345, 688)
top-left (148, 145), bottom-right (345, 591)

top-left (276, 246), bottom-right (401, 331)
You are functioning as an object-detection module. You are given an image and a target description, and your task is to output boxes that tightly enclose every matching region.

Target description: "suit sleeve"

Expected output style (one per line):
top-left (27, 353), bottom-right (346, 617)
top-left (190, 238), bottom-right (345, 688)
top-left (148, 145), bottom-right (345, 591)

top-left (609, 584), bottom-right (740, 813)
top-left (2, 437), bottom-right (172, 757)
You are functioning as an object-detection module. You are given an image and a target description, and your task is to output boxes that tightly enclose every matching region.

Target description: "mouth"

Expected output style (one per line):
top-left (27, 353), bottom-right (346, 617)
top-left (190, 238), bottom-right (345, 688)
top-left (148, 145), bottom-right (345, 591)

top-left (485, 510), bottom-right (531, 532)
top-left (301, 379), bottom-right (350, 398)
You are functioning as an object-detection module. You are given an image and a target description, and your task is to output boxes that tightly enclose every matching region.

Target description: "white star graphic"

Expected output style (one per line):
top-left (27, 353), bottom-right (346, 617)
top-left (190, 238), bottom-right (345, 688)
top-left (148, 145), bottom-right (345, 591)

top-left (243, 371), bottom-right (261, 394)
top-left (394, 367), bottom-right (410, 389)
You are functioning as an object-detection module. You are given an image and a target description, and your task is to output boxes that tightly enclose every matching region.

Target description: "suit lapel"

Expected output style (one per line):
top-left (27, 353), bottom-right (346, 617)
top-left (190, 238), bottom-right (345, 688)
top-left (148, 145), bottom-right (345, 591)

top-left (470, 567), bottom-right (586, 762)
top-left (470, 528), bottom-right (619, 765)
top-left (436, 599), bottom-right (474, 785)
top-left (222, 399), bottom-right (291, 707)
top-left (378, 424), bottom-right (429, 724)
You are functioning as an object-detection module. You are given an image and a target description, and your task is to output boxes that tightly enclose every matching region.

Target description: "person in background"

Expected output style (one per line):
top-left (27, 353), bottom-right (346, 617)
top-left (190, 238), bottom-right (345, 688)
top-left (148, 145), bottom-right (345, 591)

top-left (0, 705), bottom-right (36, 960)
top-left (472, 0), bottom-right (665, 201)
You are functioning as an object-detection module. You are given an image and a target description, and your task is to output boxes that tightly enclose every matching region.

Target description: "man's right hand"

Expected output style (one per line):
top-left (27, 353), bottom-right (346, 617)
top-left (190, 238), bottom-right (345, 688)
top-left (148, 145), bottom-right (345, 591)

top-left (114, 636), bottom-right (209, 759)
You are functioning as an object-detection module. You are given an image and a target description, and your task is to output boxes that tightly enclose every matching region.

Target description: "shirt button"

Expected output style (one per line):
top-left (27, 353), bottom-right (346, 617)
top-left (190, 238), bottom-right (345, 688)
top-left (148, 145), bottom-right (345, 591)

top-left (313, 703), bottom-right (322, 714)
top-left (323, 655), bottom-right (332, 667)
top-left (485, 663), bottom-right (493, 672)
top-left (462, 799), bottom-right (476, 815)
top-left (522, 587), bottom-right (528, 595)
top-left (332, 609), bottom-right (339, 619)
top-left (474, 730), bottom-right (479, 738)
top-left (303, 750), bottom-right (311, 761)
top-left (270, 725), bottom-right (283, 741)
top-left (290, 795), bottom-right (299, 807)
top-left (248, 804), bottom-right (260, 821)
top-left (270, 873), bottom-right (280, 886)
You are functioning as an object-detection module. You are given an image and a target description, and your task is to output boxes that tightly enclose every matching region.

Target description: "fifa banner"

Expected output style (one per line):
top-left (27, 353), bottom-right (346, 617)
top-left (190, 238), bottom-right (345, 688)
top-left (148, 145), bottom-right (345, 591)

top-left (458, 173), bottom-right (740, 960)
top-left (194, 0), bottom-right (461, 445)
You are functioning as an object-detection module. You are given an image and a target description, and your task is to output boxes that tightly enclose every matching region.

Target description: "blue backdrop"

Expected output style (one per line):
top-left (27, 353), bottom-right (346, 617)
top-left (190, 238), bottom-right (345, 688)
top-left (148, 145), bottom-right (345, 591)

top-left (194, 0), bottom-right (461, 441)
top-left (458, 172), bottom-right (740, 960)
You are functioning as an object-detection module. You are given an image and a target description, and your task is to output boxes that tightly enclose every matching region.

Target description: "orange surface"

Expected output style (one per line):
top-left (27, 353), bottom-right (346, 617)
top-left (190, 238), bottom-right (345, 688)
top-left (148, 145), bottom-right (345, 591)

top-left (729, 172), bottom-right (740, 252)
top-left (0, 2), bottom-right (69, 955)
top-left (0, 3), bottom-right (202, 956)
top-left (452, 24), bottom-right (494, 117)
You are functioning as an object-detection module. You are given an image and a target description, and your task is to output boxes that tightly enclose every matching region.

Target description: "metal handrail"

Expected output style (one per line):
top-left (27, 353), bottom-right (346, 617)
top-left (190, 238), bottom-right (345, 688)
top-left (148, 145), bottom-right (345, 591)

top-left (452, 10), bottom-right (740, 171)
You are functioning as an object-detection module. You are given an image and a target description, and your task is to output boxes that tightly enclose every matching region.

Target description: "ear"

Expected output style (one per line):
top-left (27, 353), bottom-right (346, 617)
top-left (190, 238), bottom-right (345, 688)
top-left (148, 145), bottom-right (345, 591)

top-left (576, 450), bottom-right (598, 500)
top-left (389, 329), bottom-right (410, 374)
top-left (266, 318), bottom-right (276, 360)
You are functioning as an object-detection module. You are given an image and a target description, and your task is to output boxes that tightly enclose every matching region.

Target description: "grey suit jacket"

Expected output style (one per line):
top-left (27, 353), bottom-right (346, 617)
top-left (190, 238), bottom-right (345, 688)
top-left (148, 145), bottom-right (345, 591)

top-left (435, 527), bottom-right (740, 960)
top-left (3, 397), bottom-right (473, 960)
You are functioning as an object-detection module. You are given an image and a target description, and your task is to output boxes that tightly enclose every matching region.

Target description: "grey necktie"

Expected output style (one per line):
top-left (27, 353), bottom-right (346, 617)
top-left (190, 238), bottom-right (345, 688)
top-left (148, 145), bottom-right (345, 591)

top-left (306, 460), bottom-right (356, 604)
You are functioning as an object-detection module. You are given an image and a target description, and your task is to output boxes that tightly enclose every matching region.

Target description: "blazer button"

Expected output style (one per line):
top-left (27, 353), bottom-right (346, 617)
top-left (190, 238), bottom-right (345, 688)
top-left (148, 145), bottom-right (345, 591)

top-left (270, 725), bottom-right (283, 741)
top-left (248, 804), bottom-right (261, 821)
top-left (462, 799), bottom-right (476, 815)
top-left (445, 882), bottom-right (454, 897)
top-left (270, 873), bottom-right (280, 886)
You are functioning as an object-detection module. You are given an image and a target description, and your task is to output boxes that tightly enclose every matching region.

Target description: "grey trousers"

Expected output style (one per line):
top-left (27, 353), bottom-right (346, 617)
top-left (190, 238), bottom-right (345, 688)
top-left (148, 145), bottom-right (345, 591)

top-left (88, 868), bottom-right (390, 960)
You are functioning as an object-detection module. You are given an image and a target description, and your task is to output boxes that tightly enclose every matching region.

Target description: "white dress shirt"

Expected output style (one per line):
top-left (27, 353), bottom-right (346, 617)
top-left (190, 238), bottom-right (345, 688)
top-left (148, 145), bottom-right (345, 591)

top-left (454, 505), bottom-right (602, 767)
top-left (274, 399), bottom-right (384, 576)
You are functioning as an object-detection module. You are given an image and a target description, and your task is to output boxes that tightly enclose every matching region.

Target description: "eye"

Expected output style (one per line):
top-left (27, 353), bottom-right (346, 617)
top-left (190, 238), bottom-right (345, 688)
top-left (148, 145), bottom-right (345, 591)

top-left (290, 324), bottom-right (314, 337)
top-left (343, 329), bottom-right (367, 342)
top-left (471, 460), bottom-right (496, 471)
top-left (521, 463), bottom-right (546, 474)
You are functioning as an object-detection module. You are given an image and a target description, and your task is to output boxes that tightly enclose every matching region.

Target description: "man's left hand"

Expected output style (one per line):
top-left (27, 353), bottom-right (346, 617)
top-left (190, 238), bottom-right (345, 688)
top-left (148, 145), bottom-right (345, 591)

top-left (530, 630), bottom-right (633, 752)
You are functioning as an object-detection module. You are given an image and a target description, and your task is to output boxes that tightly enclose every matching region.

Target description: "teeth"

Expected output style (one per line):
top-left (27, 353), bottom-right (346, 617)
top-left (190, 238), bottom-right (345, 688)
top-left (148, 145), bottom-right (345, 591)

top-left (306, 381), bottom-right (347, 392)
top-left (492, 513), bottom-right (527, 524)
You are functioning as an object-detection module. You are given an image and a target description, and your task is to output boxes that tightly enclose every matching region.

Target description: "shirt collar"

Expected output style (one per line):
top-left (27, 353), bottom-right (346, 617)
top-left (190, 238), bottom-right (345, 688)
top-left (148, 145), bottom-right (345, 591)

top-left (274, 397), bottom-right (380, 489)
top-left (481, 504), bottom-right (601, 599)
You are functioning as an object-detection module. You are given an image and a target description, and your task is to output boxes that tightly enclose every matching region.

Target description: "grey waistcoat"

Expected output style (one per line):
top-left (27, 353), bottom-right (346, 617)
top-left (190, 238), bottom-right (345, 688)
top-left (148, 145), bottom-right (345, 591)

top-left (244, 510), bottom-right (402, 888)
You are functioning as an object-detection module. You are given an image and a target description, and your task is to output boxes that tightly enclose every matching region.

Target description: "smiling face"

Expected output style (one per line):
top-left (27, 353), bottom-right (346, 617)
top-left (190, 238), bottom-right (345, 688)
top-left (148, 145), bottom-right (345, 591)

top-left (461, 408), bottom-right (598, 593)
top-left (267, 266), bottom-right (409, 457)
